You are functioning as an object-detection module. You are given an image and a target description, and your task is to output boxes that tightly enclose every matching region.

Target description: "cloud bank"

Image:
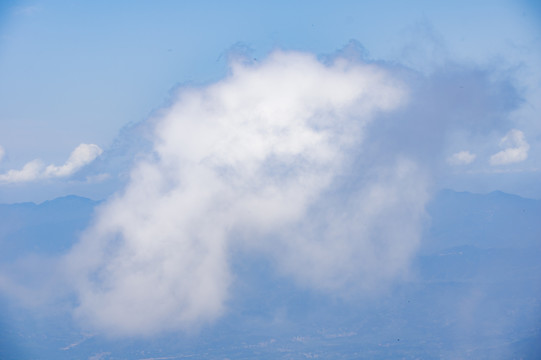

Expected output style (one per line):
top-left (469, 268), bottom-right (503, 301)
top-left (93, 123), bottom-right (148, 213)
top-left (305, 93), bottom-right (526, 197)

top-left (0, 143), bottom-right (102, 183)
top-left (65, 51), bottom-right (431, 336)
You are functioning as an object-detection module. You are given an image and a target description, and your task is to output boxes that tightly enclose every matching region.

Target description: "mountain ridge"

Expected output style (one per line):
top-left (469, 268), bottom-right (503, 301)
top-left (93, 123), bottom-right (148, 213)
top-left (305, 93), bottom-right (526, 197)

top-left (0, 189), bottom-right (539, 359)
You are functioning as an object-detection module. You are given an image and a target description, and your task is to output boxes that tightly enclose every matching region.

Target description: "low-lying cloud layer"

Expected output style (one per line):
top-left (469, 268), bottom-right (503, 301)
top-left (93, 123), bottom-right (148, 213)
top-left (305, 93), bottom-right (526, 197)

top-left (0, 143), bottom-right (102, 183)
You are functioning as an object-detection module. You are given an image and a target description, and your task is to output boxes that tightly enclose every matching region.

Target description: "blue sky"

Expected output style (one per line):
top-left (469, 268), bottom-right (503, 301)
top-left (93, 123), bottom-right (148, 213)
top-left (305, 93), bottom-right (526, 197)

top-left (0, 0), bottom-right (540, 203)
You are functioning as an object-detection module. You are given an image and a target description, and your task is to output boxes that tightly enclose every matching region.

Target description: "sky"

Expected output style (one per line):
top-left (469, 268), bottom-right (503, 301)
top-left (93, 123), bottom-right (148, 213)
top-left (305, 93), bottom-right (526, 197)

top-left (0, 0), bottom-right (540, 202)
top-left (0, 0), bottom-right (540, 344)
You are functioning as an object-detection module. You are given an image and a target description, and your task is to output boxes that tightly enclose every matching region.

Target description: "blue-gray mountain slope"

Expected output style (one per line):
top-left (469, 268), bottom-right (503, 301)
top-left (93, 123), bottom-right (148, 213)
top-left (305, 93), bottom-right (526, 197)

top-left (0, 190), bottom-right (539, 359)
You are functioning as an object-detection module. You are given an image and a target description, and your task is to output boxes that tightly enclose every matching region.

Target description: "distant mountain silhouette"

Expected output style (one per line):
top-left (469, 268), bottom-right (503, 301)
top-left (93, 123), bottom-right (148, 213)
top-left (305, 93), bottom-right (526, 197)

top-left (0, 190), bottom-right (539, 359)
top-left (425, 189), bottom-right (541, 252)
top-left (0, 195), bottom-right (99, 261)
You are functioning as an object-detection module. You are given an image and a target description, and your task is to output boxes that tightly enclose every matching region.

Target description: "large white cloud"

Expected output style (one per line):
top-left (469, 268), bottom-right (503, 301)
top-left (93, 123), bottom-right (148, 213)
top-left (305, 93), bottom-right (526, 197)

top-left (0, 143), bottom-right (102, 183)
top-left (65, 51), bottom-right (431, 336)
top-left (489, 129), bottom-right (529, 166)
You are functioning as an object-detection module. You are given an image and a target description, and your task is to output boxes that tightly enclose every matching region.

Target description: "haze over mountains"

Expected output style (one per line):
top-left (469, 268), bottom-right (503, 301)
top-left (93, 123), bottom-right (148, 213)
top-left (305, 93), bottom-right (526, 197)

top-left (1, 2), bottom-right (540, 359)
top-left (0, 189), bottom-right (539, 359)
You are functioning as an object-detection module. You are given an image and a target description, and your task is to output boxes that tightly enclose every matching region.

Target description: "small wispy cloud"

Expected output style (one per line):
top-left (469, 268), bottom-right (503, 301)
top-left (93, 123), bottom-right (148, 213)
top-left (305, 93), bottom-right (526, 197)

top-left (489, 129), bottom-right (529, 166)
top-left (0, 159), bottom-right (43, 183)
top-left (0, 145), bottom-right (5, 163)
top-left (44, 144), bottom-right (103, 178)
top-left (0, 144), bottom-right (102, 184)
top-left (447, 150), bottom-right (476, 166)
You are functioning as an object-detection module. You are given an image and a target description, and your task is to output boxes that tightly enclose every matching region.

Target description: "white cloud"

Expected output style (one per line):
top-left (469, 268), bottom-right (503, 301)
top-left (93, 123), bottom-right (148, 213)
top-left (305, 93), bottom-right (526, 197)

top-left (44, 144), bottom-right (103, 177)
top-left (0, 144), bottom-right (102, 184)
top-left (447, 150), bottom-right (476, 165)
top-left (0, 145), bottom-right (5, 162)
top-left (275, 158), bottom-right (429, 293)
top-left (64, 50), bottom-right (429, 336)
top-left (489, 129), bottom-right (529, 166)
top-left (0, 159), bottom-right (44, 183)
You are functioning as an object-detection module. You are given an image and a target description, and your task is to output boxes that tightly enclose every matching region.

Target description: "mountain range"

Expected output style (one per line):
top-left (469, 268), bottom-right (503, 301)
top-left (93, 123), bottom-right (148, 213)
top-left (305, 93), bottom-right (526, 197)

top-left (0, 190), bottom-right (539, 359)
